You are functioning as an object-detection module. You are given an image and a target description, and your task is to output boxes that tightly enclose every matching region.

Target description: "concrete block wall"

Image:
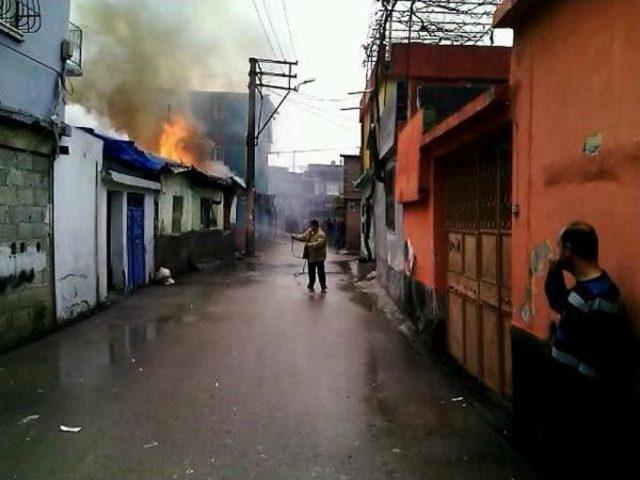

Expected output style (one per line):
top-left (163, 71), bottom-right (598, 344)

top-left (0, 145), bottom-right (54, 351)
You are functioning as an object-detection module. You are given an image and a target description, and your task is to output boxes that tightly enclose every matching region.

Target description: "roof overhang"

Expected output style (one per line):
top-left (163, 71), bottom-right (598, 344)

top-left (103, 170), bottom-right (161, 191)
top-left (421, 85), bottom-right (511, 152)
top-left (493, 0), bottom-right (544, 28)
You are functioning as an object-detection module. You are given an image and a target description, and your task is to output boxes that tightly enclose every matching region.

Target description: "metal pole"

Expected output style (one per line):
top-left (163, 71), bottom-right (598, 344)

top-left (245, 58), bottom-right (258, 256)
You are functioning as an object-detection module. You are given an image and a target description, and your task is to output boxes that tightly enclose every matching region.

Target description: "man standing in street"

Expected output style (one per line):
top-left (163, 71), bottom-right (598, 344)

top-left (292, 219), bottom-right (328, 293)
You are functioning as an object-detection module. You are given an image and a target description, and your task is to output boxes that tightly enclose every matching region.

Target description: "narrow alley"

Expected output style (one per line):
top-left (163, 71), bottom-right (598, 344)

top-left (0, 243), bottom-right (531, 480)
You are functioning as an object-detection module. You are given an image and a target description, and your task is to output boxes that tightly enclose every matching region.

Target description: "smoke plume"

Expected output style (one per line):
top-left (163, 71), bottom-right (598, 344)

top-left (69, 0), bottom-right (264, 154)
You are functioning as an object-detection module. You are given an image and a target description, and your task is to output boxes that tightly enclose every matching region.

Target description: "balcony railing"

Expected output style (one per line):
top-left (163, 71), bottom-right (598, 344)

top-left (65, 21), bottom-right (83, 77)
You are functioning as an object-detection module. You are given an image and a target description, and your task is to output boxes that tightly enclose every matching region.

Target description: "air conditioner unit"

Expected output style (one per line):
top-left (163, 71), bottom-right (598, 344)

top-left (61, 39), bottom-right (75, 61)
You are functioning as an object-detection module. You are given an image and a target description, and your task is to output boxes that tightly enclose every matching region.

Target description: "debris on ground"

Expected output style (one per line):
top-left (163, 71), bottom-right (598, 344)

top-left (59, 425), bottom-right (82, 433)
top-left (155, 267), bottom-right (176, 286)
top-left (451, 397), bottom-right (464, 402)
top-left (19, 415), bottom-right (39, 425)
top-left (365, 271), bottom-right (377, 281)
top-left (143, 441), bottom-right (159, 449)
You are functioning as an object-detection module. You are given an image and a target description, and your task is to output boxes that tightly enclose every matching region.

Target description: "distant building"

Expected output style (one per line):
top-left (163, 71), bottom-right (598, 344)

top-left (305, 162), bottom-right (344, 222)
top-left (267, 166), bottom-right (314, 233)
top-left (0, 1), bottom-right (82, 351)
top-left (268, 162), bottom-right (344, 237)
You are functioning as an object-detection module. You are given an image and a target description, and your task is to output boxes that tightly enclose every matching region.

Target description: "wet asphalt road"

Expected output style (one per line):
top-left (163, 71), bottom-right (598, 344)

top-left (0, 243), bottom-right (532, 479)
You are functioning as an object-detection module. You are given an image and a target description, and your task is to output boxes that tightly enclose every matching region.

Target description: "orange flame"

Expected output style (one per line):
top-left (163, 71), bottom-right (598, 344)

top-left (158, 115), bottom-right (211, 167)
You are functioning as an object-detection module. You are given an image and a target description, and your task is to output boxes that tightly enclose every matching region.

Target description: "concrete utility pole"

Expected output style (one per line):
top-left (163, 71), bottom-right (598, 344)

top-left (245, 58), bottom-right (258, 256)
top-left (244, 57), bottom-right (301, 256)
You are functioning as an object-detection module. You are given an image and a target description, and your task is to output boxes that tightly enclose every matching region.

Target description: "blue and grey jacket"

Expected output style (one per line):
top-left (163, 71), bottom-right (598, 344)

top-left (545, 266), bottom-right (629, 378)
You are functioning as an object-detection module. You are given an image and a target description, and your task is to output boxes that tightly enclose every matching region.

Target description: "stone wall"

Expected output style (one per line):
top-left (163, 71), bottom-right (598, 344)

top-left (0, 129), bottom-right (55, 352)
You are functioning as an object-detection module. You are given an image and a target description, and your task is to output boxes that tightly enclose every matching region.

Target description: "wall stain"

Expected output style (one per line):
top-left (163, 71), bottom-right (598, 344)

top-left (0, 269), bottom-right (35, 294)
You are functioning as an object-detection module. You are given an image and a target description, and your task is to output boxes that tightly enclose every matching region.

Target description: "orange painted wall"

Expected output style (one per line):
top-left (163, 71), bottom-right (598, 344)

top-left (397, 111), bottom-right (437, 289)
top-left (396, 108), bottom-right (423, 203)
top-left (510, 0), bottom-right (640, 339)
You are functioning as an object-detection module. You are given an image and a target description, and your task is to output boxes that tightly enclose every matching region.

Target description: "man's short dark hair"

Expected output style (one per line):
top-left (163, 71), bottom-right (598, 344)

top-left (560, 221), bottom-right (599, 261)
top-left (310, 219), bottom-right (319, 228)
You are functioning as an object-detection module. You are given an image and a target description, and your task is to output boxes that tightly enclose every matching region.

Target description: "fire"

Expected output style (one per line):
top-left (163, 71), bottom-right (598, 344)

top-left (158, 114), bottom-right (210, 167)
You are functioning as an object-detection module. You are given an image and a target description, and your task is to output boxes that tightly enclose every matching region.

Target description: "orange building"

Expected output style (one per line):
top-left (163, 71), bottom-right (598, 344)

top-left (494, 0), bottom-right (640, 445)
top-left (395, 46), bottom-right (512, 398)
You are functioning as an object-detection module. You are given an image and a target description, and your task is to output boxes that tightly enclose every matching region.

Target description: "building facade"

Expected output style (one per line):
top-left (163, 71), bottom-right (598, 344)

top-left (340, 154), bottom-right (362, 253)
top-left (156, 162), bottom-right (240, 274)
top-left (0, 0), bottom-right (80, 350)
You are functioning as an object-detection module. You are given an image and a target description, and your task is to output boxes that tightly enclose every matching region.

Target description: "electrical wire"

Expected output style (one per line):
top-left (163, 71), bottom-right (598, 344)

top-left (250, 0), bottom-right (280, 61)
top-left (260, 0), bottom-right (287, 60)
top-left (272, 93), bottom-right (359, 132)
top-left (280, 0), bottom-right (298, 61)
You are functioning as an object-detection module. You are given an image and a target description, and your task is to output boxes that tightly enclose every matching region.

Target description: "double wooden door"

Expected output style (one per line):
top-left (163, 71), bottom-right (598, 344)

top-left (445, 141), bottom-right (512, 397)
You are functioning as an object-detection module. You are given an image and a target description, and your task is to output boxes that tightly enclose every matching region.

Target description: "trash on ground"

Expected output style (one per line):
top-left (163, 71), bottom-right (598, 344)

top-left (392, 448), bottom-right (402, 454)
top-left (19, 414), bottom-right (39, 425)
top-left (451, 396), bottom-right (464, 402)
top-left (59, 425), bottom-right (82, 433)
top-left (143, 441), bottom-right (159, 449)
top-left (155, 267), bottom-right (175, 286)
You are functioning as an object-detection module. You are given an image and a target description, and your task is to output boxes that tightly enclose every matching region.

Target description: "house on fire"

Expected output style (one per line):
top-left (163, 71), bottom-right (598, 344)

top-left (155, 159), bottom-right (244, 274)
top-left (53, 126), bottom-right (243, 321)
top-left (188, 91), bottom-right (276, 249)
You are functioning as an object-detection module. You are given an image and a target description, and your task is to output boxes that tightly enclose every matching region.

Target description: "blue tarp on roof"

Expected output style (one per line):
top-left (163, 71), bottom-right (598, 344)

top-left (83, 129), bottom-right (164, 174)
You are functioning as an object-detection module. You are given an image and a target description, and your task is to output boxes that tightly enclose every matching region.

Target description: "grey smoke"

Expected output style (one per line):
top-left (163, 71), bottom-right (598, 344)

top-left (70, 0), bottom-right (264, 152)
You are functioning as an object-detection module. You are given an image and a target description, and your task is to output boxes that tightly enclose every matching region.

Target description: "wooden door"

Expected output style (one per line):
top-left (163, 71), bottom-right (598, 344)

top-left (445, 140), bottom-right (512, 397)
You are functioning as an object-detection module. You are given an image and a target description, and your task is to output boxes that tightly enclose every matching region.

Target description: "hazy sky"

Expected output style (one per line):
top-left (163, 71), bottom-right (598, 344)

top-left (248, 0), bottom-right (373, 170)
top-left (70, 0), bottom-right (510, 171)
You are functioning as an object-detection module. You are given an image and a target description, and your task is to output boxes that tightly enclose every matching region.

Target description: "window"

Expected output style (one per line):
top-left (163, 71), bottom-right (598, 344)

top-left (326, 181), bottom-right (341, 196)
top-left (384, 163), bottom-right (396, 231)
top-left (172, 196), bottom-right (183, 233)
top-left (397, 80), bottom-right (408, 123)
top-left (0, 0), bottom-right (41, 36)
top-left (200, 198), bottom-right (218, 230)
top-left (210, 101), bottom-right (226, 121)
top-left (212, 145), bottom-right (226, 163)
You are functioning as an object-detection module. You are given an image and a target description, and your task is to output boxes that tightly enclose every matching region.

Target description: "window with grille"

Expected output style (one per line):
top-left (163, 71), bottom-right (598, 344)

top-left (0, 0), bottom-right (42, 35)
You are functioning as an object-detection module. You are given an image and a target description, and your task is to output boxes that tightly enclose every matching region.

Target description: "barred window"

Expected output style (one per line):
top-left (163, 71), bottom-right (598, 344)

top-left (0, 0), bottom-right (42, 35)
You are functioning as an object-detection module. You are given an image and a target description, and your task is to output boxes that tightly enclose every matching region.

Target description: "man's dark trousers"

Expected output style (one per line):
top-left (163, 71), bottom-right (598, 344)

top-left (308, 261), bottom-right (327, 290)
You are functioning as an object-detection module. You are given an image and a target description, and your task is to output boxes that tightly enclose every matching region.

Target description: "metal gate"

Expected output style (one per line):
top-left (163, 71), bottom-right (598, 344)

top-left (445, 139), bottom-right (512, 397)
top-left (127, 193), bottom-right (146, 289)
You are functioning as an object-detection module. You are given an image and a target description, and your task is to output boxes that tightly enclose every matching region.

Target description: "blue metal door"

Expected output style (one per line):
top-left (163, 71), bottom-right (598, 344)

top-left (127, 194), bottom-right (145, 289)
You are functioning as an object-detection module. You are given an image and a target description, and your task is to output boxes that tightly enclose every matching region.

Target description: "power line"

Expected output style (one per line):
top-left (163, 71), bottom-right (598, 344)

top-left (270, 148), bottom-right (357, 154)
top-left (260, 0), bottom-right (287, 60)
top-left (289, 92), bottom-right (358, 120)
top-left (269, 89), bottom-right (358, 132)
top-left (280, 0), bottom-right (298, 61)
top-left (250, 0), bottom-right (280, 61)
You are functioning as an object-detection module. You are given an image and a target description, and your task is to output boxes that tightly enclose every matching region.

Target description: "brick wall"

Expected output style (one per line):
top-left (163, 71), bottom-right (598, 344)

top-left (0, 139), bottom-right (55, 352)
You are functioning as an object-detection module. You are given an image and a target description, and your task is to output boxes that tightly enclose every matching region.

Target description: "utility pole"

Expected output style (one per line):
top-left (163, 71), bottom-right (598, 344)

top-left (245, 58), bottom-right (258, 256)
top-left (244, 57), bottom-right (302, 256)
